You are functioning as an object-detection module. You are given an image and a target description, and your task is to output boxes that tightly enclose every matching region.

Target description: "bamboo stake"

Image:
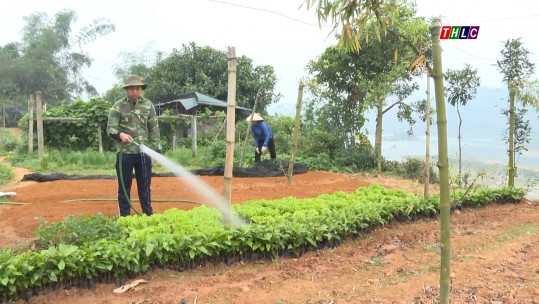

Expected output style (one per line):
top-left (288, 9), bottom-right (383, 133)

top-left (431, 19), bottom-right (451, 304)
top-left (239, 87), bottom-right (262, 167)
top-left (223, 47), bottom-right (237, 205)
top-left (288, 81), bottom-right (304, 184)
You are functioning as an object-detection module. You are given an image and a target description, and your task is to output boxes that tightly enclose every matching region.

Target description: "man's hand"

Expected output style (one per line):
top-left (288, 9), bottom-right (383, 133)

top-left (255, 147), bottom-right (260, 154)
top-left (261, 146), bottom-right (268, 154)
top-left (119, 132), bottom-right (133, 143)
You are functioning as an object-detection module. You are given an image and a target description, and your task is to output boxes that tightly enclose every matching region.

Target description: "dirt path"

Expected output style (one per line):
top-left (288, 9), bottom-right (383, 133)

top-left (0, 169), bottom-right (537, 303)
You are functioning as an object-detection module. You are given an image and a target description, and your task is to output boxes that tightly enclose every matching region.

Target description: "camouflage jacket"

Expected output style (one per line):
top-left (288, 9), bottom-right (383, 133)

top-left (107, 96), bottom-right (161, 154)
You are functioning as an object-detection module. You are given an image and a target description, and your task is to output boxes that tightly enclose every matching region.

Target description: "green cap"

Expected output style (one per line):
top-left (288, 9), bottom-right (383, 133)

top-left (123, 75), bottom-right (147, 90)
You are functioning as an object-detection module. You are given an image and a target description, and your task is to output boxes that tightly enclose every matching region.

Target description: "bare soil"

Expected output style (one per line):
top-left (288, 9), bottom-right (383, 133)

top-left (0, 169), bottom-right (538, 304)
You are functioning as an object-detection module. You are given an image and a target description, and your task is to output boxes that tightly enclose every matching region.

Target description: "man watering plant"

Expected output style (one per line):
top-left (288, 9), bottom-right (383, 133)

top-left (107, 75), bottom-right (161, 216)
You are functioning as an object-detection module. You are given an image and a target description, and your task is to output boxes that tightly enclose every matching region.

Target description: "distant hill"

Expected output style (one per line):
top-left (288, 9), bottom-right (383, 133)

top-left (365, 86), bottom-right (539, 168)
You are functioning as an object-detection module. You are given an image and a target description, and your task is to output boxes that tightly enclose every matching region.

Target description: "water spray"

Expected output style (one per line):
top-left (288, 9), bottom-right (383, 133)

top-left (137, 143), bottom-right (245, 227)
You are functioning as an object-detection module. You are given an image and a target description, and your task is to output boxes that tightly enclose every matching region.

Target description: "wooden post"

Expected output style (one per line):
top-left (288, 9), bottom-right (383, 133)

top-left (172, 133), bottom-right (177, 149)
top-left (288, 81), bottom-right (304, 184)
top-left (223, 47), bottom-right (237, 205)
top-left (0, 104), bottom-right (4, 128)
top-left (28, 94), bottom-right (35, 154)
top-left (98, 126), bottom-right (103, 154)
top-left (239, 87), bottom-right (262, 167)
top-left (212, 117), bottom-right (226, 145)
top-left (191, 115), bottom-right (197, 158)
top-left (36, 92), bottom-right (44, 160)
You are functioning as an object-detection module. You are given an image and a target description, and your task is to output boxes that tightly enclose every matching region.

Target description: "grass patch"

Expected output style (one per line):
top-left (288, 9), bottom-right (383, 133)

top-left (7, 147), bottom-right (212, 175)
top-left (497, 224), bottom-right (538, 242)
top-left (461, 223), bottom-right (538, 252)
top-left (0, 162), bottom-right (14, 186)
top-left (9, 149), bottom-right (117, 174)
top-left (368, 257), bottom-right (390, 266)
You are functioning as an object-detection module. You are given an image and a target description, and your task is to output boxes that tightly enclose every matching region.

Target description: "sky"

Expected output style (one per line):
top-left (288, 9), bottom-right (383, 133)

top-left (1, 0), bottom-right (538, 115)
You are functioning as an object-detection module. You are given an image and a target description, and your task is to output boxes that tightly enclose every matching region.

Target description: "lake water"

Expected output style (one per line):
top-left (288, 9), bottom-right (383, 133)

top-left (375, 135), bottom-right (539, 200)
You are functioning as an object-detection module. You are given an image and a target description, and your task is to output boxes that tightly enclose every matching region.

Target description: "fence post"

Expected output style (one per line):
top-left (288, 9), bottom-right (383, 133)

top-left (0, 104), bottom-right (4, 128)
top-left (36, 92), bottom-right (44, 160)
top-left (191, 115), bottom-right (197, 158)
top-left (28, 94), bottom-right (35, 154)
top-left (98, 126), bottom-right (103, 154)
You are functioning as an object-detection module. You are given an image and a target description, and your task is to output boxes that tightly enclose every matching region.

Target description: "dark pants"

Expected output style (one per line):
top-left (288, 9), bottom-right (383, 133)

top-left (115, 152), bottom-right (153, 216)
top-left (255, 137), bottom-right (276, 163)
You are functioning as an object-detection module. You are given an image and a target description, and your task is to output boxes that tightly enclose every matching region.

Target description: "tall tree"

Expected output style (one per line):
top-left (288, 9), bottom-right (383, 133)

top-left (0, 43), bottom-right (25, 107)
top-left (496, 38), bottom-right (535, 187)
top-left (145, 42), bottom-right (281, 112)
top-left (307, 4), bottom-right (428, 174)
top-left (0, 10), bottom-right (115, 105)
top-left (445, 64), bottom-right (480, 185)
top-left (112, 45), bottom-right (163, 82)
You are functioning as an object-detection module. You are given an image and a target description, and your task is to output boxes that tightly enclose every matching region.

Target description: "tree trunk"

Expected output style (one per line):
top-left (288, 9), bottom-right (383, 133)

top-left (375, 96), bottom-right (383, 175)
top-left (431, 20), bottom-right (451, 304)
top-left (288, 81), bottom-right (304, 184)
top-left (508, 87), bottom-right (516, 187)
top-left (457, 103), bottom-right (463, 185)
top-left (224, 47), bottom-right (237, 205)
top-left (424, 75), bottom-right (431, 198)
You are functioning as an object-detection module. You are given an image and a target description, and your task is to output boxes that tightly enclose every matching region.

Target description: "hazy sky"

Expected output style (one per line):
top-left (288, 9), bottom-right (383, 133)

top-left (1, 0), bottom-right (538, 114)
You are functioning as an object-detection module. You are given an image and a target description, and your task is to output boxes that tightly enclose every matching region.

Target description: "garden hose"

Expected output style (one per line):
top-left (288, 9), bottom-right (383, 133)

top-left (61, 198), bottom-right (199, 204)
top-left (118, 142), bottom-right (143, 216)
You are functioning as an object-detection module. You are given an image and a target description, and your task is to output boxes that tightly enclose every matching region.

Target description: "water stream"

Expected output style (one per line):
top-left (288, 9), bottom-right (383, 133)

top-left (139, 144), bottom-right (246, 227)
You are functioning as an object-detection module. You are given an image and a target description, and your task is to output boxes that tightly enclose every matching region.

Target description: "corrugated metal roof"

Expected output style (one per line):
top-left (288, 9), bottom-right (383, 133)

top-left (156, 92), bottom-right (250, 112)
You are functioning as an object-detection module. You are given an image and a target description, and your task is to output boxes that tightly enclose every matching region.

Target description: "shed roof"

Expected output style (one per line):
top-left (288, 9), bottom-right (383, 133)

top-left (156, 92), bottom-right (251, 112)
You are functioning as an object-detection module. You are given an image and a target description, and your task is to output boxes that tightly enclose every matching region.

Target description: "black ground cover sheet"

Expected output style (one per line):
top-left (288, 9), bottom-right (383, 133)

top-left (22, 160), bottom-right (309, 182)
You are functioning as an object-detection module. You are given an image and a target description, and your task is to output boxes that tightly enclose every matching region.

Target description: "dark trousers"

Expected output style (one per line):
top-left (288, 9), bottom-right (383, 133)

top-left (115, 152), bottom-right (153, 216)
top-left (255, 137), bottom-right (276, 163)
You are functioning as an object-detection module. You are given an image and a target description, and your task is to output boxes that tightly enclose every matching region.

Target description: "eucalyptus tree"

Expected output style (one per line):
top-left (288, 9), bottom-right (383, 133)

top-left (145, 42), bottom-right (281, 112)
top-left (496, 38), bottom-right (535, 187)
top-left (445, 64), bottom-right (480, 185)
top-left (0, 10), bottom-right (115, 106)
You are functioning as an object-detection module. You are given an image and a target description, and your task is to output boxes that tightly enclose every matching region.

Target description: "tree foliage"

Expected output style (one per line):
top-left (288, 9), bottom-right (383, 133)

top-left (19, 97), bottom-right (113, 150)
top-left (445, 64), bottom-right (480, 108)
top-left (306, 3), bottom-right (427, 145)
top-left (144, 42), bottom-right (281, 113)
top-left (496, 38), bottom-right (535, 186)
top-left (0, 10), bottom-right (115, 106)
top-left (303, 0), bottom-right (428, 55)
top-left (445, 64), bottom-right (481, 184)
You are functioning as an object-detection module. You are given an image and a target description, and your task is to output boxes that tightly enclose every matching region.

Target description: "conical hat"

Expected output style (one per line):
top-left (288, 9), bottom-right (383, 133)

top-left (245, 113), bottom-right (264, 122)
